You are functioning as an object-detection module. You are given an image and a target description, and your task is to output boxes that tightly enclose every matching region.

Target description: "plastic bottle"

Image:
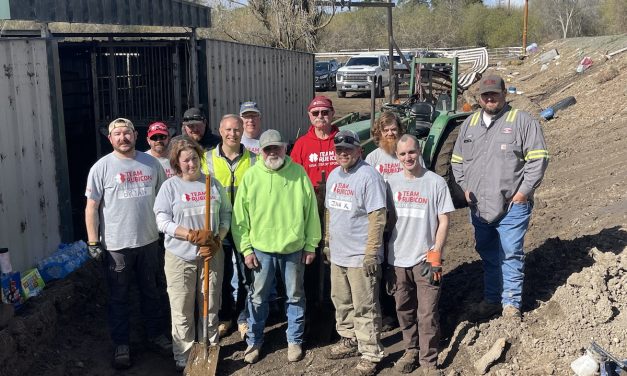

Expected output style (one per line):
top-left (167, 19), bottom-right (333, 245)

top-left (0, 248), bottom-right (12, 275)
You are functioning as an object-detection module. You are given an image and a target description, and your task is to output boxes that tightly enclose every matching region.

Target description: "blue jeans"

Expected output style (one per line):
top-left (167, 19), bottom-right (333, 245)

top-left (247, 249), bottom-right (306, 346)
top-left (471, 202), bottom-right (533, 309)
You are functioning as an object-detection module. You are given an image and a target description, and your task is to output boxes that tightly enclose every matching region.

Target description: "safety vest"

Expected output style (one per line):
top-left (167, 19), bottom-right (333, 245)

top-left (202, 146), bottom-right (256, 204)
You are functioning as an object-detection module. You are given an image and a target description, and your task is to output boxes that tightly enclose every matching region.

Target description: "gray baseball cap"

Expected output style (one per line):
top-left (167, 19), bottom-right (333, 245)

top-left (333, 130), bottom-right (360, 149)
top-left (259, 129), bottom-right (286, 149)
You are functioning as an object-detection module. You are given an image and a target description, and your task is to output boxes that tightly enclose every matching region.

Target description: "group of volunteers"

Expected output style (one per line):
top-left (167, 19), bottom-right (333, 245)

top-left (84, 74), bottom-right (548, 376)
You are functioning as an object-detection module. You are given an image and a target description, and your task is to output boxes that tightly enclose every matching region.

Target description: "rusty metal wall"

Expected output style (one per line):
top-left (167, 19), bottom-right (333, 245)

top-left (0, 38), bottom-right (64, 272)
top-left (203, 40), bottom-right (314, 144)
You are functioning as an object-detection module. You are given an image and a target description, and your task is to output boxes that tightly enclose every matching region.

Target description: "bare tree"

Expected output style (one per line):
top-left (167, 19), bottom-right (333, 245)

top-left (545, 0), bottom-right (580, 38)
top-left (207, 0), bottom-right (336, 51)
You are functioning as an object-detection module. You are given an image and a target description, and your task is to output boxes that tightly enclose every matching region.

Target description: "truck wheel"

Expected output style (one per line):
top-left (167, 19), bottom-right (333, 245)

top-left (432, 124), bottom-right (468, 209)
top-left (376, 77), bottom-right (384, 98)
top-left (337, 90), bottom-right (346, 98)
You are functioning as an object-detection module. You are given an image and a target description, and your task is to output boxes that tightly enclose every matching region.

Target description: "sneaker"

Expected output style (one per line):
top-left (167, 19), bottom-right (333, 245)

top-left (112, 345), bottom-right (131, 369)
top-left (218, 320), bottom-right (232, 338)
top-left (238, 322), bottom-right (248, 340)
top-left (244, 344), bottom-right (261, 364)
top-left (175, 359), bottom-right (187, 372)
top-left (468, 300), bottom-right (502, 321)
top-left (326, 337), bottom-right (359, 360)
top-left (422, 366), bottom-right (443, 376)
top-left (394, 349), bottom-right (418, 374)
top-left (351, 359), bottom-right (377, 376)
top-left (287, 343), bottom-right (304, 362)
top-left (147, 334), bottom-right (173, 356)
top-left (502, 305), bottom-right (522, 320)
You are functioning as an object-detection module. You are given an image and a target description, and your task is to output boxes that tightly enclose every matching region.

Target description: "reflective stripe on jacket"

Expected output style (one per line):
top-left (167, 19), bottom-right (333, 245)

top-left (201, 145), bottom-right (256, 205)
top-left (451, 104), bottom-right (548, 223)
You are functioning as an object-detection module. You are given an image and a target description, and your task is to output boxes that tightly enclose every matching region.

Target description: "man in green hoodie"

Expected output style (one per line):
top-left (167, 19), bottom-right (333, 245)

top-left (232, 129), bottom-right (321, 365)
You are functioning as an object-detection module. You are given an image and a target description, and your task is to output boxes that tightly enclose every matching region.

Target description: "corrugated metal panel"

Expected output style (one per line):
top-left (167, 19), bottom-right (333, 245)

top-left (0, 39), bottom-right (62, 272)
top-left (203, 40), bottom-right (314, 144)
top-left (3, 0), bottom-right (211, 28)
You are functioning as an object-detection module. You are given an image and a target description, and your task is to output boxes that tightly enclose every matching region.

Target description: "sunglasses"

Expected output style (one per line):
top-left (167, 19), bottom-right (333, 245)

top-left (150, 134), bottom-right (168, 141)
top-left (310, 110), bottom-right (330, 117)
top-left (334, 135), bottom-right (358, 146)
top-left (183, 115), bottom-right (205, 122)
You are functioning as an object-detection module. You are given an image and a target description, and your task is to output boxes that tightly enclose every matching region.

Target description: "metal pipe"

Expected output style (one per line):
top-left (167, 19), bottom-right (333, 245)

top-left (370, 74), bottom-right (376, 134)
top-left (522, 0), bottom-right (529, 50)
top-left (387, 0), bottom-right (395, 102)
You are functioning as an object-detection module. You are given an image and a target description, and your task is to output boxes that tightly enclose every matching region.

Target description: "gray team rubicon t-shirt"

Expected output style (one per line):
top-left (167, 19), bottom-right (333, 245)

top-left (386, 170), bottom-right (454, 267)
top-left (366, 147), bottom-right (426, 182)
top-left (154, 175), bottom-right (232, 261)
top-left (85, 151), bottom-right (166, 251)
top-left (145, 150), bottom-right (175, 178)
top-left (325, 159), bottom-right (387, 268)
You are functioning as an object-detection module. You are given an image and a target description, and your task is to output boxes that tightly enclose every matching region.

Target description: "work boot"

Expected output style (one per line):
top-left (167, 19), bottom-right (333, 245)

top-left (287, 343), bottom-right (304, 362)
top-left (147, 334), bottom-right (172, 356)
top-left (351, 359), bottom-right (377, 376)
top-left (422, 366), bottom-right (443, 376)
top-left (502, 305), bottom-right (522, 321)
top-left (244, 344), bottom-right (261, 364)
top-left (238, 322), bottom-right (248, 340)
top-left (468, 300), bottom-right (502, 321)
top-left (326, 337), bottom-right (359, 359)
top-left (112, 345), bottom-right (131, 369)
top-left (394, 349), bottom-right (418, 374)
top-left (218, 320), bottom-right (232, 338)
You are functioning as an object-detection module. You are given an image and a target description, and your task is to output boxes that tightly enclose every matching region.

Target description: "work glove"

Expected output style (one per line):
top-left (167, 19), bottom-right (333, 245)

top-left (187, 229), bottom-right (213, 246)
top-left (363, 255), bottom-right (379, 277)
top-left (87, 241), bottom-right (104, 261)
top-left (421, 250), bottom-right (442, 286)
top-left (322, 246), bottom-right (331, 264)
top-left (198, 236), bottom-right (221, 260)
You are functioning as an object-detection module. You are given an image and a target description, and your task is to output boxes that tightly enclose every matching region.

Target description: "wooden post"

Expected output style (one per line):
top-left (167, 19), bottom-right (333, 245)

top-left (522, 0), bottom-right (529, 50)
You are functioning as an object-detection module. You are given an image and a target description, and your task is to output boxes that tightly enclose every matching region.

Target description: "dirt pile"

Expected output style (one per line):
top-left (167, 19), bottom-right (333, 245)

top-left (441, 246), bottom-right (627, 375)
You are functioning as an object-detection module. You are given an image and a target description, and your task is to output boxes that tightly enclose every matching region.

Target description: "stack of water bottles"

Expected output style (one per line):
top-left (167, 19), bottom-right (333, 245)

top-left (38, 240), bottom-right (91, 283)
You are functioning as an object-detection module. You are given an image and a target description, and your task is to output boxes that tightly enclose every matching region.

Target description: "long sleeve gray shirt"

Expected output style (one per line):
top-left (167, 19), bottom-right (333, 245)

top-left (451, 104), bottom-right (549, 223)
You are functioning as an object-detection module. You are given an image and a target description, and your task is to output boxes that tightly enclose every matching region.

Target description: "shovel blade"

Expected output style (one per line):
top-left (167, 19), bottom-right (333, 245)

top-left (184, 343), bottom-right (220, 376)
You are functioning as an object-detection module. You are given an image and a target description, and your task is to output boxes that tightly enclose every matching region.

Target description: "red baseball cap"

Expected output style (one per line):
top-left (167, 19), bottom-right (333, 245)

top-left (147, 122), bottom-right (169, 138)
top-left (307, 95), bottom-right (334, 111)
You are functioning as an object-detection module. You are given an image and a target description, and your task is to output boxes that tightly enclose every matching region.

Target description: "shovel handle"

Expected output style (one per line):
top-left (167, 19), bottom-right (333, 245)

top-left (203, 173), bottom-right (211, 344)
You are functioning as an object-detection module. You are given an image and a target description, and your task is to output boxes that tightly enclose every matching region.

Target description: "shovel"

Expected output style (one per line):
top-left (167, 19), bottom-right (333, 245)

top-left (184, 173), bottom-right (220, 376)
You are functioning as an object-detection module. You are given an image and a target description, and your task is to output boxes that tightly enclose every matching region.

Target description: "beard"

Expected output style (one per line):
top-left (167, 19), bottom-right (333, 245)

top-left (379, 136), bottom-right (398, 155)
top-left (264, 156), bottom-right (285, 170)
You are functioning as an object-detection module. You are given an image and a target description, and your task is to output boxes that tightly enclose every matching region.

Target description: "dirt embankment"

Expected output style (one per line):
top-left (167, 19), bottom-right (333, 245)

top-left (2, 35), bottom-right (626, 376)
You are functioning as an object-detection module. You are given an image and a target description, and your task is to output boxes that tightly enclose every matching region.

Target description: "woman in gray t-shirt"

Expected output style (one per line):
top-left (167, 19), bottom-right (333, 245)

top-left (153, 136), bottom-right (232, 370)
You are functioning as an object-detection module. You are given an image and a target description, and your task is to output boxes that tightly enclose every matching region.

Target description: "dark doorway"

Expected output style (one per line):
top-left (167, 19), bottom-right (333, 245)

top-left (58, 40), bottom-right (191, 240)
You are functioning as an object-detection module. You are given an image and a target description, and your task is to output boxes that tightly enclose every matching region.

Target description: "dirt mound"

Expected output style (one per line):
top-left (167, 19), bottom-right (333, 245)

top-left (441, 242), bottom-right (627, 375)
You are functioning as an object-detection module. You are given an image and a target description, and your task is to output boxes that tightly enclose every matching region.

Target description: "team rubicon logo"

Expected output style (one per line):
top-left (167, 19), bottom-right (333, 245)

top-left (396, 190), bottom-right (429, 204)
top-left (378, 163), bottom-right (402, 175)
top-left (181, 192), bottom-right (207, 202)
top-left (331, 182), bottom-right (354, 196)
top-left (309, 153), bottom-right (319, 162)
top-left (114, 170), bottom-right (152, 184)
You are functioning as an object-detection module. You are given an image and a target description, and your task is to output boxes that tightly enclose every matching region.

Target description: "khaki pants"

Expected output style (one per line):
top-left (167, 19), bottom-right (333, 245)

top-left (164, 250), bottom-right (224, 363)
top-left (392, 264), bottom-right (440, 367)
top-left (330, 263), bottom-right (384, 362)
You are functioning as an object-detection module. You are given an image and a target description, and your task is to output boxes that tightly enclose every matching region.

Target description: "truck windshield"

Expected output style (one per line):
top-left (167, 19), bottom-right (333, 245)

top-left (346, 57), bottom-right (378, 67)
top-left (315, 62), bottom-right (330, 71)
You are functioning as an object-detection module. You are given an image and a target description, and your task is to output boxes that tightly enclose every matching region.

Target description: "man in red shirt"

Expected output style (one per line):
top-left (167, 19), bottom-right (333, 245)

top-left (290, 96), bottom-right (340, 189)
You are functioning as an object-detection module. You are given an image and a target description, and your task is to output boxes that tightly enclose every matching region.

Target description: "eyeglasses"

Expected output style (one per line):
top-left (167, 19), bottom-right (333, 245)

top-left (334, 135), bottom-right (358, 146)
top-left (310, 110), bottom-right (330, 117)
top-left (150, 135), bottom-right (168, 141)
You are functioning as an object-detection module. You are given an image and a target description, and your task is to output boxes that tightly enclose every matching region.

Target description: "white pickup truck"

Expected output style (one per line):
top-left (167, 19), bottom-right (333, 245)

top-left (336, 53), bottom-right (390, 98)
